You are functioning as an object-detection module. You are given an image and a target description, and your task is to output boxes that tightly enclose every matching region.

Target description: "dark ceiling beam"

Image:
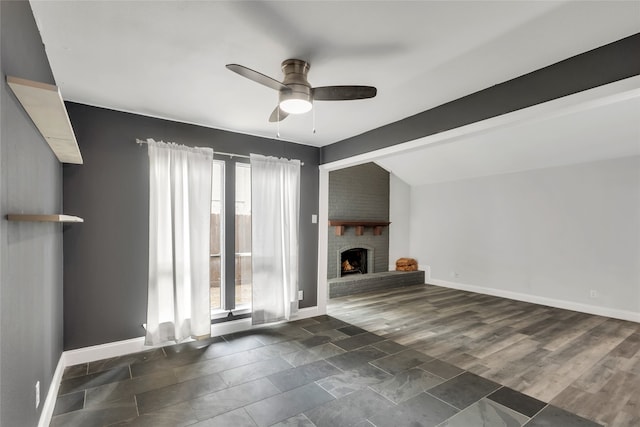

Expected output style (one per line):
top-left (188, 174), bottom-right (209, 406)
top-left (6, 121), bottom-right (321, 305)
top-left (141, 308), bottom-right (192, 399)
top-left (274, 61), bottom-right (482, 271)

top-left (320, 33), bottom-right (640, 164)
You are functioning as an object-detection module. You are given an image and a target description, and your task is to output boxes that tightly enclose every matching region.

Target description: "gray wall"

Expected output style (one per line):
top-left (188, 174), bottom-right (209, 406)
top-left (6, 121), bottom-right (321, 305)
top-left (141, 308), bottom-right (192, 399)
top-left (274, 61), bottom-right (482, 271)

top-left (63, 103), bottom-right (320, 350)
top-left (320, 33), bottom-right (640, 164)
top-left (0, 1), bottom-right (64, 426)
top-left (410, 156), bottom-right (640, 313)
top-left (328, 163), bottom-right (389, 279)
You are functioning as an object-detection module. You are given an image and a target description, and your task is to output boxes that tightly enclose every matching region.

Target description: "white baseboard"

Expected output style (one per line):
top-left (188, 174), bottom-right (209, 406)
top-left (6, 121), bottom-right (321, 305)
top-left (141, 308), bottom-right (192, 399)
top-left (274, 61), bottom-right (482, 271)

top-left (37, 354), bottom-right (65, 427)
top-left (64, 336), bottom-right (148, 367)
top-left (60, 305), bottom-right (325, 368)
top-left (428, 278), bottom-right (640, 323)
top-left (419, 265), bottom-right (431, 281)
top-left (292, 306), bottom-right (324, 319)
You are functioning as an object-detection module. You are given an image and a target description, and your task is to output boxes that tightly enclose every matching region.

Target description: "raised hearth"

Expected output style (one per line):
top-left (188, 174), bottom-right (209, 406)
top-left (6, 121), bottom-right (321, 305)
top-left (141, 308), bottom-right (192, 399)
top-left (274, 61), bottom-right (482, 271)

top-left (328, 270), bottom-right (425, 298)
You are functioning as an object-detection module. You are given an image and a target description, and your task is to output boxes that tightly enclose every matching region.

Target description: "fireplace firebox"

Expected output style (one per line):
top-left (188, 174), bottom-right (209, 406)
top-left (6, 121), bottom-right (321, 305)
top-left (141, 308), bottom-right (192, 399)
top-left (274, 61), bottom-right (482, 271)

top-left (340, 248), bottom-right (368, 276)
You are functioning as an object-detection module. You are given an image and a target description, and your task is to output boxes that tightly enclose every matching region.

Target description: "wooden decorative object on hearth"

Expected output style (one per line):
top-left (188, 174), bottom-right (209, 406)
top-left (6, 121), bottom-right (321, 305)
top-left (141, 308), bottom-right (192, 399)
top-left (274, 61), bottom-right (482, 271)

top-left (396, 257), bottom-right (418, 271)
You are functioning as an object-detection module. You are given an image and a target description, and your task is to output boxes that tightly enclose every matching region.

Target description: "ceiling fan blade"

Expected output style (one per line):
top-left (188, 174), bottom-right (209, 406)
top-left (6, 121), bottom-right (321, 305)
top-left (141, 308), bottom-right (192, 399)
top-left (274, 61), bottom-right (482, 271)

top-left (268, 106), bottom-right (289, 122)
top-left (313, 86), bottom-right (377, 101)
top-left (226, 64), bottom-right (288, 92)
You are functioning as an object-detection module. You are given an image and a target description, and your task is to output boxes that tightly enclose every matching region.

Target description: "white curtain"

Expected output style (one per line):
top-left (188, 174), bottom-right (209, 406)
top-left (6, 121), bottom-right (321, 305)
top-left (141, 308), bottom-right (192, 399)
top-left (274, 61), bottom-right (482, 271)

top-left (250, 154), bottom-right (301, 325)
top-left (145, 139), bottom-right (213, 345)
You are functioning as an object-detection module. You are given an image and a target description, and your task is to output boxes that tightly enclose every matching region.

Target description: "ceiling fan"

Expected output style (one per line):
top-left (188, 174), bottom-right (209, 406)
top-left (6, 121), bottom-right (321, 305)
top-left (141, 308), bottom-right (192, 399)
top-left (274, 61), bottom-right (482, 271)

top-left (226, 59), bottom-right (377, 122)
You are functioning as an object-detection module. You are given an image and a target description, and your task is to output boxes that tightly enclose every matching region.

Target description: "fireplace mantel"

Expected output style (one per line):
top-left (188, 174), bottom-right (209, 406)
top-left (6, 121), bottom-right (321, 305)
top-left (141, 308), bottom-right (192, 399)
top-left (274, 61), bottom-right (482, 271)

top-left (329, 220), bottom-right (391, 236)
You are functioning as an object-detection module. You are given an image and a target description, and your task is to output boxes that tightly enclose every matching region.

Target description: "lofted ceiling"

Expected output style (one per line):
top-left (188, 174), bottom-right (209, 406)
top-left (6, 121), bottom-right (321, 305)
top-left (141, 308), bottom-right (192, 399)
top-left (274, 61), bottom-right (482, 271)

top-left (29, 1), bottom-right (639, 149)
top-left (376, 95), bottom-right (640, 186)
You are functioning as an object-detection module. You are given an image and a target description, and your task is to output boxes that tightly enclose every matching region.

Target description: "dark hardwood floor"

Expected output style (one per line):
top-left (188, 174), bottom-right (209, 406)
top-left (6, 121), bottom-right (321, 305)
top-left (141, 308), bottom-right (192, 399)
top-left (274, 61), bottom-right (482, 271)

top-left (328, 284), bottom-right (640, 427)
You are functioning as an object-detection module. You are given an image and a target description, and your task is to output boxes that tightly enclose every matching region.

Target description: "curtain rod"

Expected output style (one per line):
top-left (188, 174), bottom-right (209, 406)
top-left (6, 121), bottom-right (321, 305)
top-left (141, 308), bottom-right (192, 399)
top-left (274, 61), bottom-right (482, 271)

top-left (215, 151), bottom-right (250, 159)
top-left (136, 139), bottom-right (304, 165)
top-left (216, 151), bottom-right (304, 166)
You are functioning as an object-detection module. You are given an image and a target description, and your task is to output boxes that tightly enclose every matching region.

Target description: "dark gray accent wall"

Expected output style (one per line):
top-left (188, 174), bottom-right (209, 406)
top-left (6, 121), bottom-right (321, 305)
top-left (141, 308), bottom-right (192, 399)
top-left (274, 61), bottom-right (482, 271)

top-left (327, 163), bottom-right (389, 279)
top-left (321, 33), bottom-right (640, 164)
top-left (63, 103), bottom-right (320, 350)
top-left (1, 1), bottom-right (63, 426)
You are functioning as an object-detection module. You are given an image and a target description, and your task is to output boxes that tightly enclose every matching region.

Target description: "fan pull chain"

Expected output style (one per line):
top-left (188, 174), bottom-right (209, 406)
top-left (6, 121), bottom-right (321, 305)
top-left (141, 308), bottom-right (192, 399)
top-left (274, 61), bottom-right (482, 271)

top-left (312, 107), bottom-right (316, 134)
top-left (276, 109), bottom-right (280, 138)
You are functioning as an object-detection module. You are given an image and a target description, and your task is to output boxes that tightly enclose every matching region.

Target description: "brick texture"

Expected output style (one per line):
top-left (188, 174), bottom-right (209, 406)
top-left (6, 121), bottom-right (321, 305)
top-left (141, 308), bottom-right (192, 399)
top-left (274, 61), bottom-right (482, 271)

top-left (328, 271), bottom-right (425, 298)
top-left (328, 163), bottom-right (389, 279)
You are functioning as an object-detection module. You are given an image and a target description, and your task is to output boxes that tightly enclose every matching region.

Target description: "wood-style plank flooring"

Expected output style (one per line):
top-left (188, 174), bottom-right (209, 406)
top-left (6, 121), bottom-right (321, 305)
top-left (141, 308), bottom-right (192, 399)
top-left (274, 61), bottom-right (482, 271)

top-left (54, 315), bottom-right (597, 427)
top-left (328, 284), bottom-right (640, 427)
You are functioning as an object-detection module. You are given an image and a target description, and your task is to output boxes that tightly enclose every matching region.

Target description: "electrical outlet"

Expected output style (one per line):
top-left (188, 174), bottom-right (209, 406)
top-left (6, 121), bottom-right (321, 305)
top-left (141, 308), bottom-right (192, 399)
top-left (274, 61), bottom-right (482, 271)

top-left (311, 214), bottom-right (317, 224)
top-left (590, 290), bottom-right (598, 298)
top-left (35, 381), bottom-right (40, 409)
top-left (298, 290), bottom-right (304, 300)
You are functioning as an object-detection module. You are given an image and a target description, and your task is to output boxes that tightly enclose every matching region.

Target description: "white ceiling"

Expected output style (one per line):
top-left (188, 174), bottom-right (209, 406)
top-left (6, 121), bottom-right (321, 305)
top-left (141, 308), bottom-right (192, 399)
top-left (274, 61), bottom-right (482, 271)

top-left (30, 0), bottom-right (640, 149)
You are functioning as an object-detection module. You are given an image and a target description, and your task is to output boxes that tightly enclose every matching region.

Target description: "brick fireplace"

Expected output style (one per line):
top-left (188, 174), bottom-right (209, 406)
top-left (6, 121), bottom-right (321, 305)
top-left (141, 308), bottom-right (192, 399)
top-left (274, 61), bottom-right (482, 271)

top-left (327, 163), bottom-right (389, 280)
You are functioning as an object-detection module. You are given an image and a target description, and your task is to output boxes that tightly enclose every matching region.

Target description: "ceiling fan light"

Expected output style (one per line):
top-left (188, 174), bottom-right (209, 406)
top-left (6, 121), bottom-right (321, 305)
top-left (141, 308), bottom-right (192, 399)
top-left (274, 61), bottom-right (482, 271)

top-left (280, 98), bottom-right (312, 114)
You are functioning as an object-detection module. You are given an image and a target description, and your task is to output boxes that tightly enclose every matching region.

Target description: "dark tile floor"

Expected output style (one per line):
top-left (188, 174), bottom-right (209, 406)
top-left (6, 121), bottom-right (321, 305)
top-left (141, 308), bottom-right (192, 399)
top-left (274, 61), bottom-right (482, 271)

top-left (51, 315), bottom-right (602, 426)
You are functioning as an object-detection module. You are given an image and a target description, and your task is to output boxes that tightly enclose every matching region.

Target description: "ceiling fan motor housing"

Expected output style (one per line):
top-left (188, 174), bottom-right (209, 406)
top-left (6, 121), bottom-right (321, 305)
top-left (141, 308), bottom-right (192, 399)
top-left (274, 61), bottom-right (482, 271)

top-left (279, 59), bottom-right (312, 111)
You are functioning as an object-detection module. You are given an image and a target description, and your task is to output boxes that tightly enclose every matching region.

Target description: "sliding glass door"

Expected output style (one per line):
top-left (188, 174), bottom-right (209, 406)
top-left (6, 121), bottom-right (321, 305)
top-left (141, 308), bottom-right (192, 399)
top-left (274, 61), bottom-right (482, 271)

top-left (210, 158), bottom-right (252, 317)
top-left (234, 163), bottom-right (252, 308)
top-left (210, 160), bottom-right (224, 311)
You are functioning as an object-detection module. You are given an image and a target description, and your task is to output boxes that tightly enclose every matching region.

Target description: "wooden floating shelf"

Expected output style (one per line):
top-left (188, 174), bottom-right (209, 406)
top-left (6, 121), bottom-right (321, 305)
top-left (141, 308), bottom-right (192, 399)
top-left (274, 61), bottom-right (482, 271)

top-left (329, 220), bottom-right (391, 236)
top-left (7, 214), bottom-right (84, 223)
top-left (6, 75), bottom-right (83, 164)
